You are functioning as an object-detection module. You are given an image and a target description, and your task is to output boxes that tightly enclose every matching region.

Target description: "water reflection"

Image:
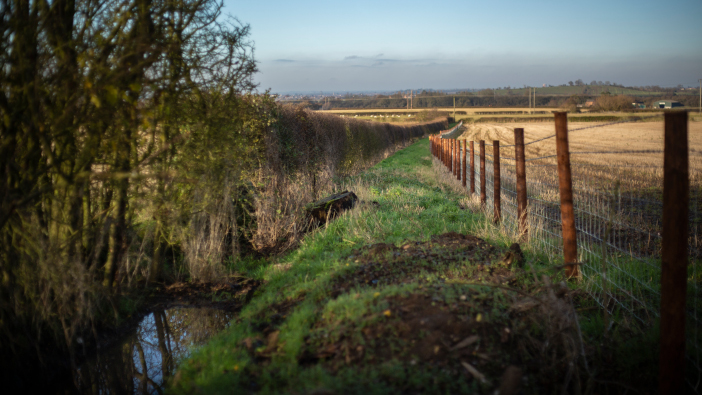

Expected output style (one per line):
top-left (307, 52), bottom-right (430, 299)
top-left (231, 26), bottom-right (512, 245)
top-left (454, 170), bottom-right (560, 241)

top-left (72, 307), bottom-right (233, 394)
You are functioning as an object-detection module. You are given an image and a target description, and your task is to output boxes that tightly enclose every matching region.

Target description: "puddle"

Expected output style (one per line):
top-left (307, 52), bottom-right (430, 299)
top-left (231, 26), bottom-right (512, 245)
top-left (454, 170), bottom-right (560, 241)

top-left (69, 306), bottom-right (234, 394)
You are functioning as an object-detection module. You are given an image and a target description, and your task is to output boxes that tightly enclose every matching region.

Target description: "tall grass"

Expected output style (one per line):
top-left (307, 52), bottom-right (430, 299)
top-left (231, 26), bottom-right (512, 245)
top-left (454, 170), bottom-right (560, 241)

top-left (248, 106), bottom-right (446, 256)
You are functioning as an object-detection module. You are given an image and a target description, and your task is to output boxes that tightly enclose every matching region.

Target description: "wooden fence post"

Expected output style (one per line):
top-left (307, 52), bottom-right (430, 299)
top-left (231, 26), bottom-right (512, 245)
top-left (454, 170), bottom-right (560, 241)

top-left (447, 139), bottom-right (451, 171)
top-left (446, 139), bottom-right (450, 169)
top-left (470, 141), bottom-right (475, 194)
top-left (444, 139), bottom-right (451, 169)
top-left (442, 139), bottom-right (446, 167)
top-left (454, 139), bottom-right (458, 176)
top-left (455, 140), bottom-right (460, 180)
top-left (444, 139), bottom-right (448, 167)
top-left (514, 128), bottom-right (528, 238)
top-left (493, 140), bottom-right (501, 222)
top-left (462, 140), bottom-right (467, 187)
top-left (458, 141), bottom-right (462, 181)
top-left (451, 139), bottom-right (456, 177)
top-left (480, 140), bottom-right (486, 208)
top-left (554, 112), bottom-right (579, 278)
top-left (660, 111), bottom-right (689, 394)
top-left (441, 138), bottom-right (444, 165)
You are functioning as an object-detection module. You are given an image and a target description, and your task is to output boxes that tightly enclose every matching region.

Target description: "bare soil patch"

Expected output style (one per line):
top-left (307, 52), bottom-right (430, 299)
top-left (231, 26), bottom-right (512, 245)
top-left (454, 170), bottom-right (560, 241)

top-left (330, 232), bottom-right (516, 298)
top-left (301, 285), bottom-right (578, 393)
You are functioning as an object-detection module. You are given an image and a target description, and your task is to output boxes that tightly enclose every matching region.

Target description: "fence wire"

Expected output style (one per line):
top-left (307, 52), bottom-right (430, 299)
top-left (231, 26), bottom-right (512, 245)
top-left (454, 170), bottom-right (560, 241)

top-left (438, 118), bottom-right (702, 391)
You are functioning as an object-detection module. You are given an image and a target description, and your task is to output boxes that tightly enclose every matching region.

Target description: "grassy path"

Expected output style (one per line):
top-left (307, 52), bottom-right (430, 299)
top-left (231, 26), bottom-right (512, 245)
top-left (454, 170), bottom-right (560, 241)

top-left (170, 138), bottom-right (655, 394)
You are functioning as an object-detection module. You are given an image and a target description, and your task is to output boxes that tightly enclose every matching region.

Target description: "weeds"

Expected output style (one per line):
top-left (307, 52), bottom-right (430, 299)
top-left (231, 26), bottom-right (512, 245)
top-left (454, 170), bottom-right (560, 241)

top-left (168, 138), bottom-right (657, 394)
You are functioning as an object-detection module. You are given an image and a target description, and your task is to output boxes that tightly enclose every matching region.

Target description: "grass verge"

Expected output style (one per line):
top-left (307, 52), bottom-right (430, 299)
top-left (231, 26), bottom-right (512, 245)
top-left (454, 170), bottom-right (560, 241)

top-left (170, 138), bottom-right (658, 394)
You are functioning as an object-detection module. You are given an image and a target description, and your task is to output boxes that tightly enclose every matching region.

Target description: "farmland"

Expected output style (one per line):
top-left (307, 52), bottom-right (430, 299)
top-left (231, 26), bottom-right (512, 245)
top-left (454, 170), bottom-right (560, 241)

top-left (169, 138), bottom-right (662, 394)
top-left (326, 107), bottom-right (698, 125)
top-left (457, 121), bottom-right (702, 171)
top-left (447, 118), bottom-right (702, 365)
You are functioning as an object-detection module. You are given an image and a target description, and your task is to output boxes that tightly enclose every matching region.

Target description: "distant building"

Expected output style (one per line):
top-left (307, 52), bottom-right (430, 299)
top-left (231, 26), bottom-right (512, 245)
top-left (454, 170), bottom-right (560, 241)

top-left (653, 100), bottom-right (683, 109)
top-left (632, 100), bottom-right (645, 109)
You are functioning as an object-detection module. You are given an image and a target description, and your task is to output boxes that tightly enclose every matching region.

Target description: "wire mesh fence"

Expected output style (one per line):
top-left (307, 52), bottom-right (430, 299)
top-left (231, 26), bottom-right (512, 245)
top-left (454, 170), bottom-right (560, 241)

top-left (433, 114), bottom-right (702, 391)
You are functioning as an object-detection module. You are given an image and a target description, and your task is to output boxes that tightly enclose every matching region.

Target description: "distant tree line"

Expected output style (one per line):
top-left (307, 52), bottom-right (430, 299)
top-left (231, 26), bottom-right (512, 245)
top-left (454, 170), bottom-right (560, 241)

top-left (297, 91), bottom-right (699, 111)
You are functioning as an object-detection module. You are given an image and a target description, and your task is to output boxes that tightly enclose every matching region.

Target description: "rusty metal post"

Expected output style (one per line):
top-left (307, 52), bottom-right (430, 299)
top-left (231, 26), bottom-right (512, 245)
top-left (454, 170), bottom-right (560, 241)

top-left (480, 140), bottom-right (486, 208)
top-left (514, 128), bottom-right (528, 238)
top-left (493, 140), bottom-right (501, 222)
top-left (470, 141), bottom-right (475, 194)
top-left (554, 112), bottom-right (579, 278)
top-left (660, 111), bottom-right (689, 395)
top-left (462, 140), bottom-right (467, 186)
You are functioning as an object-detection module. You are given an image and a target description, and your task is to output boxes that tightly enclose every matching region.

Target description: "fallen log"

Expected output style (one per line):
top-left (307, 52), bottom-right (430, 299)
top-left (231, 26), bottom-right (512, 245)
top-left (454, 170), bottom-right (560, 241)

top-left (306, 190), bottom-right (359, 226)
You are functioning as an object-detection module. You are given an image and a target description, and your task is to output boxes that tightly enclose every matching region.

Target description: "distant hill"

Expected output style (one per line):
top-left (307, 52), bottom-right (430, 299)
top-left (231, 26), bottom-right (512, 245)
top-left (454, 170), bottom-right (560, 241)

top-left (492, 85), bottom-right (670, 96)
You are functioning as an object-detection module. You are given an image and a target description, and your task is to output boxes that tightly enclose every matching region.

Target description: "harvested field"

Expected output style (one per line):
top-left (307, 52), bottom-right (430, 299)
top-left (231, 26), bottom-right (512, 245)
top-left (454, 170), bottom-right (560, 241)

top-left (438, 118), bottom-right (702, 386)
top-left (458, 121), bottom-right (702, 174)
top-left (328, 107), bottom-right (560, 114)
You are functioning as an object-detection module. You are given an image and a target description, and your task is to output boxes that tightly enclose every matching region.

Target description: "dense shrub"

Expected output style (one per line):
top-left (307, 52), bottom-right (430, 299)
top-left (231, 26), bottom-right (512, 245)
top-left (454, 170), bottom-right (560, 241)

top-left (252, 105), bottom-right (445, 253)
top-left (591, 94), bottom-right (635, 112)
top-left (0, 1), bottom-right (446, 378)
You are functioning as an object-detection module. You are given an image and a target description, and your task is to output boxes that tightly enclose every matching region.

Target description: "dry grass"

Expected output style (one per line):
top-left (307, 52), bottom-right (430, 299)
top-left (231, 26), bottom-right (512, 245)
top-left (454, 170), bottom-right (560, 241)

top-left (339, 115), bottom-right (447, 125)
top-left (458, 121), bottom-right (702, 172)
top-left (327, 107), bottom-right (561, 114)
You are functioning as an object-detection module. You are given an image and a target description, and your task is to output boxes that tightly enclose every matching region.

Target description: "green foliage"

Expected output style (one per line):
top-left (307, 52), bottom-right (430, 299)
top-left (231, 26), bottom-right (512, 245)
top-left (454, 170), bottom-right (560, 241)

top-left (0, 0), bottom-right (446, 378)
top-left (0, 0), bottom-right (259, 371)
top-left (169, 139), bottom-right (526, 393)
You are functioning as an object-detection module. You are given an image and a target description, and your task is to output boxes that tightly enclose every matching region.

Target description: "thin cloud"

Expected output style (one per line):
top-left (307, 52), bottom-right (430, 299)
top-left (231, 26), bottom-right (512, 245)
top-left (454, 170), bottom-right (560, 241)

top-left (274, 59), bottom-right (295, 62)
top-left (343, 55), bottom-right (415, 63)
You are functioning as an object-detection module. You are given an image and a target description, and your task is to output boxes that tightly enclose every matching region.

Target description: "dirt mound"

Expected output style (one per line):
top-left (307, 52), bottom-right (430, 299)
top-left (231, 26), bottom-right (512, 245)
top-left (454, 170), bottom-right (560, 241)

top-left (219, 233), bottom-right (601, 394)
top-left (301, 280), bottom-right (581, 393)
top-left (331, 232), bottom-right (519, 298)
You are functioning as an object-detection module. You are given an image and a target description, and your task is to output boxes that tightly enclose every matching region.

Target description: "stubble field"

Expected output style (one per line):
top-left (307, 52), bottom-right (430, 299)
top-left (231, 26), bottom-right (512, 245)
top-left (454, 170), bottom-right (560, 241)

top-left (458, 121), bottom-right (702, 172)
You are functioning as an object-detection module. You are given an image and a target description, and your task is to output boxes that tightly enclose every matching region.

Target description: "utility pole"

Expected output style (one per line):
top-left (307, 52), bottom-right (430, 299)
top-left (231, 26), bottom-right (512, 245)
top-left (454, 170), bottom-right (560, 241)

top-left (699, 79), bottom-right (701, 113)
top-left (453, 97), bottom-right (456, 121)
top-left (533, 88), bottom-right (536, 113)
top-left (411, 90), bottom-right (413, 109)
top-left (528, 86), bottom-right (531, 113)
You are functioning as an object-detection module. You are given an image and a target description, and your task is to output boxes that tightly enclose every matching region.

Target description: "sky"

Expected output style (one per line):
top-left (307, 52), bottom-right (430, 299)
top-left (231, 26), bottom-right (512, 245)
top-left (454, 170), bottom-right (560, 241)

top-left (222, 0), bottom-right (702, 93)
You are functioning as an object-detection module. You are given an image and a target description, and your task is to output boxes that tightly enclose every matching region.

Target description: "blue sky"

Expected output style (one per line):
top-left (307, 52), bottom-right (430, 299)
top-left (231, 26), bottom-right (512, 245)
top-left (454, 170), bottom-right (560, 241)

top-left (222, 0), bottom-right (702, 93)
